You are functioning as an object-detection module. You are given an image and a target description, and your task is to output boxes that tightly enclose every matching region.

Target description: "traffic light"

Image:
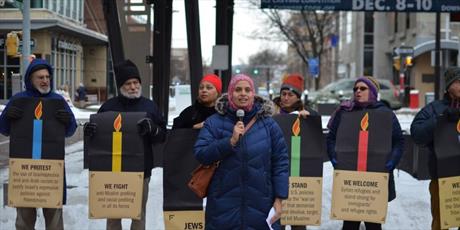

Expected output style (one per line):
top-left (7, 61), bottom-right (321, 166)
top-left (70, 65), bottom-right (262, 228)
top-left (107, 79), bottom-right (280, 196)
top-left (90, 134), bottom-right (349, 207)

top-left (253, 69), bottom-right (259, 75)
top-left (405, 56), bottom-right (413, 67)
top-left (6, 32), bottom-right (19, 56)
top-left (393, 57), bottom-right (400, 71)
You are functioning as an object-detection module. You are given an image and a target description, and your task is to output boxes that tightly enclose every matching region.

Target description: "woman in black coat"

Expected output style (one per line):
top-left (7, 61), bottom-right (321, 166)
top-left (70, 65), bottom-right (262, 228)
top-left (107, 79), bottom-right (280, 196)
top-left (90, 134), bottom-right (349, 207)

top-left (172, 74), bottom-right (222, 129)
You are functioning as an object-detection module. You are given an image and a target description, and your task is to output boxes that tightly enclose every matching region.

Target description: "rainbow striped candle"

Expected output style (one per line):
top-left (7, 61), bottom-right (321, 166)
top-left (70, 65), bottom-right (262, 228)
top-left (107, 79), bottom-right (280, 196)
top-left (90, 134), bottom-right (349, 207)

top-left (290, 117), bottom-right (301, 176)
top-left (32, 101), bottom-right (43, 160)
top-left (112, 114), bottom-right (122, 172)
top-left (357, 113), bottom-right (369, 171)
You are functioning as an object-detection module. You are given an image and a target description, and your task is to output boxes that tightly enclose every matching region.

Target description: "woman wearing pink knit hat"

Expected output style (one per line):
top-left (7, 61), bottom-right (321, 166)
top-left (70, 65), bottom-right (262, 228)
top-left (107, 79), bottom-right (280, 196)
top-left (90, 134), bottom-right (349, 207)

top-left (173, 74), bottom-right (221, 129)
top-left (194, 74), bottom-right (289, 229)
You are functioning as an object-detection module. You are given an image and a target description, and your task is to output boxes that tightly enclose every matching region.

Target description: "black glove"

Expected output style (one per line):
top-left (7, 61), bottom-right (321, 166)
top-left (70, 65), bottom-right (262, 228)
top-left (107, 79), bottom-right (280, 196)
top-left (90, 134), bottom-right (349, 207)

top-left (55, 109), bottom-right (71, 127)
top-left (137, 118), bottom-right (158, 136)
top-left (84, 122), bottom-right (97, 137)
top-left (444, 107), bottom-right (460, 122)
top-left (6, 106), bottom-right (23, 120)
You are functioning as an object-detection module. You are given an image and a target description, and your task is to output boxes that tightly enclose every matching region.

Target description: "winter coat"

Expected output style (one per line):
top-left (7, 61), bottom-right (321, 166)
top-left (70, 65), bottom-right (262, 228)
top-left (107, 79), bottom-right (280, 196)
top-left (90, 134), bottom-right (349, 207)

top-left (0, 59), bottom-right (77, 205)
top-left (272, 96), bottom-right (319, 116)
top-left (194, 94), bottom-right (289, 230)
top-left (326, 101), bottom-right (404, 201)
top-left (172, 100), bottom-right (216, 129)
top-left (410, 97), bottom-right (451, 179)
top-left (98, 95), bottom-right (166, 178)
top-left (0, 59), bottom-right (77, 137)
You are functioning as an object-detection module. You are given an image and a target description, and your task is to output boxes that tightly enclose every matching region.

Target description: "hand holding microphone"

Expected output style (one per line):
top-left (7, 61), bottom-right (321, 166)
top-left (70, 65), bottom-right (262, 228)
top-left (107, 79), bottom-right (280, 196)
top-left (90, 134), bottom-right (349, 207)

top-left (230, 109), bottom-right (245, 146)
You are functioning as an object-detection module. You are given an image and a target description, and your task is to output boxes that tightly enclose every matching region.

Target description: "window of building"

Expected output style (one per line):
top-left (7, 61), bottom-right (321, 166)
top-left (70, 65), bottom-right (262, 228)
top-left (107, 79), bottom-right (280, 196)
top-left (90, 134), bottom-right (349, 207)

top-left (346, 12), bottom-right (352, 44)
top-left (394, 12), bottom-right (399, 34)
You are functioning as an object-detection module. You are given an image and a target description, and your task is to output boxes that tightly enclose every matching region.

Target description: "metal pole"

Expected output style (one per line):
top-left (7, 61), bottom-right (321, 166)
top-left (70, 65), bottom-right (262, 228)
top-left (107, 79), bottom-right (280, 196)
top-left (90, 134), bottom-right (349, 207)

top-left (22, 0), bottom-right (30, 76)
top-left (185, 0), bottom-right (203, 103)
top-left (435, 12), bottom-right (441, 100)
top-left (266, 68), bottom-right (270, 99)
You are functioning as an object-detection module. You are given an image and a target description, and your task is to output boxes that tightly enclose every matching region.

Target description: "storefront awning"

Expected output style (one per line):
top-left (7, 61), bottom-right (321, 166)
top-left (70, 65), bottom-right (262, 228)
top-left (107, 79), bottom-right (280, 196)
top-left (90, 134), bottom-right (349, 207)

top-left (0, 18), bottom-right (107, 45)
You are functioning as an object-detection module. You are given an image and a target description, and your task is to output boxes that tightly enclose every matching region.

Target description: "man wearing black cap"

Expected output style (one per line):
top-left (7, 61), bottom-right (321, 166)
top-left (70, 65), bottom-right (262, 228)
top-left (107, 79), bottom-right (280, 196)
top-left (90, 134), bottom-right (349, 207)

top-left (84, 59), bottom-right (166, 230)
top-left (411, 67), bottom-right (460, 230)
top-left (0, 58), bottom-right (77, 230)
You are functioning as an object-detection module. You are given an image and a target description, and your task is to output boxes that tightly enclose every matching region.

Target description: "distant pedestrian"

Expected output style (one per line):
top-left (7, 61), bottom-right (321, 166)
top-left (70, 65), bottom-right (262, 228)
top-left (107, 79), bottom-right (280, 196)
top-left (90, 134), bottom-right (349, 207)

top-left (172, 74), bottom-right (221, 129)
top-left (194, 74), bottom-right (289, 229)
top-left (75, 83), bottom-right (87, 108)
top-left (410, 67), bottom-right (460, 230)
top-left (327, 76), bottom-right (404, 230)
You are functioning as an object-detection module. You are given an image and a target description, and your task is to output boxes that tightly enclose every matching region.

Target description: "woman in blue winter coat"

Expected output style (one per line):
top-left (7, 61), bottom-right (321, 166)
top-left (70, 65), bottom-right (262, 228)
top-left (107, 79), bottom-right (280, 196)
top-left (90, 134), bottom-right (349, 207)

top-left (194, 74), bottom-right (289, 230)
top-left (326, 76), bottom-right (404, 230)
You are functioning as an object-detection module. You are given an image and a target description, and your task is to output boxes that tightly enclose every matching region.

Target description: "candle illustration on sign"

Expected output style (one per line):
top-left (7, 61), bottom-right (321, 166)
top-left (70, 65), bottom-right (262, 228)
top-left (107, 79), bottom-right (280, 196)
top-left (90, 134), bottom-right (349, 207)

top-left (112, 114), bottom-right (122, 172)
top-left (32, 101), bottom-right (43, 160)
top-left (357, 112), bottom-right (369, 172)
top-left (291, 117), bottom-right (301, 177)
top-left (457, 119), bottom-right (460, 144)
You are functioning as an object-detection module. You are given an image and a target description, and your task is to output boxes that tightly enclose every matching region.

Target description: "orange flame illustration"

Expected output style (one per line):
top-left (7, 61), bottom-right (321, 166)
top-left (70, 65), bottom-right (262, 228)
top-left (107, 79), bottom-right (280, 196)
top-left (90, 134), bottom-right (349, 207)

top-left (292, 117), bottom-right (301, 136)
top-left (113, 114), bottom-right (122, 132)
top-left (360, 113), bottom-right (369, 131)
top-left (457, 119), bottom-right (460, 134)
top-left (34, 101), bottom-right (43, 120)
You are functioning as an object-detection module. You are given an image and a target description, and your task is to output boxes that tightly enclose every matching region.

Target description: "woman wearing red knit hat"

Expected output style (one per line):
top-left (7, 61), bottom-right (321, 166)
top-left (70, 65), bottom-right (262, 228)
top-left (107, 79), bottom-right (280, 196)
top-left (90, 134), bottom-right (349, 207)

top-left (273, 74), bottom-right (318, 118)
top-left (172, 74), bottom-right (222, 129)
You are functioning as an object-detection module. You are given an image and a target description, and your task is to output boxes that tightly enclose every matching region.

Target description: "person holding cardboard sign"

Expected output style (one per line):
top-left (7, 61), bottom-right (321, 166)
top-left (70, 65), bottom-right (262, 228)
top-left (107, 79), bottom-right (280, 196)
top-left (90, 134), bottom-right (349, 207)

top-left (411, 67), bottom-right (460, 230)
top-left (194, 74), bottom-right (289, 229)
top-left (84, 59), bottom-right (166, 230)
top-left (172, 74), bottom-right (221, 129)
top-left (326, 76), bottom-right (404, 230)
top-left (273, 73), bottom-right (318, 118)
top-left (0, 58), bottom-right (77, 230)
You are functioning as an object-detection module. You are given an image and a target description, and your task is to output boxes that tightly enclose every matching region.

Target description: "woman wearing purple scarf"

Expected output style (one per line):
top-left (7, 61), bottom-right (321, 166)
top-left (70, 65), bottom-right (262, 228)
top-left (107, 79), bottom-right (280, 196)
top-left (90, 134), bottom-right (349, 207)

top-left (326, 76), bottom-right (404, 230)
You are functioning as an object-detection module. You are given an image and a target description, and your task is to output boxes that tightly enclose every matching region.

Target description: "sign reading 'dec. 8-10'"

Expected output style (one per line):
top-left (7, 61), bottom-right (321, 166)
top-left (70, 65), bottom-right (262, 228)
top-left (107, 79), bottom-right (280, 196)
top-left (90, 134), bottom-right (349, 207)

top-left (260, 0), bottom-right (460, 12)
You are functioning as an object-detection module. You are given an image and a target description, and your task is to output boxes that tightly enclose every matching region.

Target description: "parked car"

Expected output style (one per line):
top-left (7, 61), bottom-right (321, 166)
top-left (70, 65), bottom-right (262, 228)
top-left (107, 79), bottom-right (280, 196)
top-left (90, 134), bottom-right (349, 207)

top-left (308, 78), bottom-right (402, 110)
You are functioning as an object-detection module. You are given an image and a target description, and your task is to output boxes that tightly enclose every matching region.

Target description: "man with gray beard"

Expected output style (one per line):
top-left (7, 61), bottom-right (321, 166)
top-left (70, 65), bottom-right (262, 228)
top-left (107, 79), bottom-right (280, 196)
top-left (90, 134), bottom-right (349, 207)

top-left (0, 58), bottom-right (77, 230)
top-left (83, 59), bottom-right (166, 230)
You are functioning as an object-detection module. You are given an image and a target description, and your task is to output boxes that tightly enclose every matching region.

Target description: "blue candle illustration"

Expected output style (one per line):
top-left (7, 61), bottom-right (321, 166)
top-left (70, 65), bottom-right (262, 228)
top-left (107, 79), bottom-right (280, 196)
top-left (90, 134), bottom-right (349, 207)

top-left (32, 101), bottom-right (43, 159)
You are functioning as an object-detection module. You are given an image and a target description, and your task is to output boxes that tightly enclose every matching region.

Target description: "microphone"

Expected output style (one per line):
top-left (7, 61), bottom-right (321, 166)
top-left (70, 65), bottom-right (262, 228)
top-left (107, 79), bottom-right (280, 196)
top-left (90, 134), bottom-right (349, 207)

top-left (236, 109), bottom-right (245, 122)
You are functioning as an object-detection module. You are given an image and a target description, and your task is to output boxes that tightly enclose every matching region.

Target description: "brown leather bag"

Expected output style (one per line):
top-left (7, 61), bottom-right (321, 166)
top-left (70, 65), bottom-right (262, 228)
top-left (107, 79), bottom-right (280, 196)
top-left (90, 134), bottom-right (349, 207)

top-left (188, 162), bottom-right (220, 198)
top-left (188, 116), bottom-right (258, 198)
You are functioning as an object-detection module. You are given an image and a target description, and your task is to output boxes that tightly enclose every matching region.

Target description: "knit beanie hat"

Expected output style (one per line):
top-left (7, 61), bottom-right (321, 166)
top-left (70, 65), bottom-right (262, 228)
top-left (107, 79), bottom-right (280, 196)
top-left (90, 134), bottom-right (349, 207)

top-left (201, 74), bottom-right (222, 94)
top-left (281, 74), bottom-right (304, 98)
top-left (114, 59), bottom-right (141, 89)
top-left (227, 74), bottom-right (255, 112)
top-left (444, 67), bottom-right (460, 90)
top-left (354, 76), bottom-right (380, 102)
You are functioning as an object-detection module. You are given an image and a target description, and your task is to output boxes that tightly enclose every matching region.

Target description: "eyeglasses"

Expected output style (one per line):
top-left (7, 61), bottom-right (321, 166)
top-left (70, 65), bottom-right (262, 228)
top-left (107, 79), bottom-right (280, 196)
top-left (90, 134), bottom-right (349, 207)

top-left (353, 86), bottom-right (368, 92)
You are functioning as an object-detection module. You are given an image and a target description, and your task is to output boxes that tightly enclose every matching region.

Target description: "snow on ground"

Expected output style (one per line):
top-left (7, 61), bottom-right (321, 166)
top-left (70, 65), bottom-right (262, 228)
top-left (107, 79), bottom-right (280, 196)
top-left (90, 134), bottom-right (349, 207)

top-left (0, 140), bottom-right (443, 230)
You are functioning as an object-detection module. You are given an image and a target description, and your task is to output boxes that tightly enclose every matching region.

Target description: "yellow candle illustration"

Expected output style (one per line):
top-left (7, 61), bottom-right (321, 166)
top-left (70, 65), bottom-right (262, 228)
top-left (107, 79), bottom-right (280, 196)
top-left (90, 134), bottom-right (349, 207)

top-left (112, 114), bottom-right (122, 172)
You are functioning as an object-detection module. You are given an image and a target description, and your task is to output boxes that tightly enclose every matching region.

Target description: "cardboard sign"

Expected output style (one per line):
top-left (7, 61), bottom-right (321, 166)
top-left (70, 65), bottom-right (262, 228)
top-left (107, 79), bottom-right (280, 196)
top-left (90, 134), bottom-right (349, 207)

top-left (438, 176), bottom-right (460, 229)
top-left (331, 170), bottom-right (389, 223)
top-left (273, 114), bottom-right (324, 226)
top-left (434, 116), bottom-right (460, 178)
top-left (89, 171), bottom-right (144, 219)
top-left (86, 112), bottom-right (146, 172)
top-left (434, 117), bottom-right (460, 228)
top-left (335, 110), bottom-right (392, 172)
top-left (164, 211), bottom-right (205, 230)
top-left (281, 177), bottom-right (322, 226)
top-left (162, 129), bottom-right (205, 227)
top-left (272, 114), bottom-right (324, 177)
top-left (86, 112), bottom-right (147, 219)
top-left (8, 158), bottom-right (64, 208)
top-left (9, 97), bottom-right (66, 159)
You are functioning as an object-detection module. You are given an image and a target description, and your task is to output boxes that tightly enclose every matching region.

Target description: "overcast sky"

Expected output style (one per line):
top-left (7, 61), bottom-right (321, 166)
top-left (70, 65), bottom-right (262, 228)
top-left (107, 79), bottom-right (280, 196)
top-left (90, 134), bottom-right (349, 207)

top-left (171, 0), bottom-right (287, 66)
